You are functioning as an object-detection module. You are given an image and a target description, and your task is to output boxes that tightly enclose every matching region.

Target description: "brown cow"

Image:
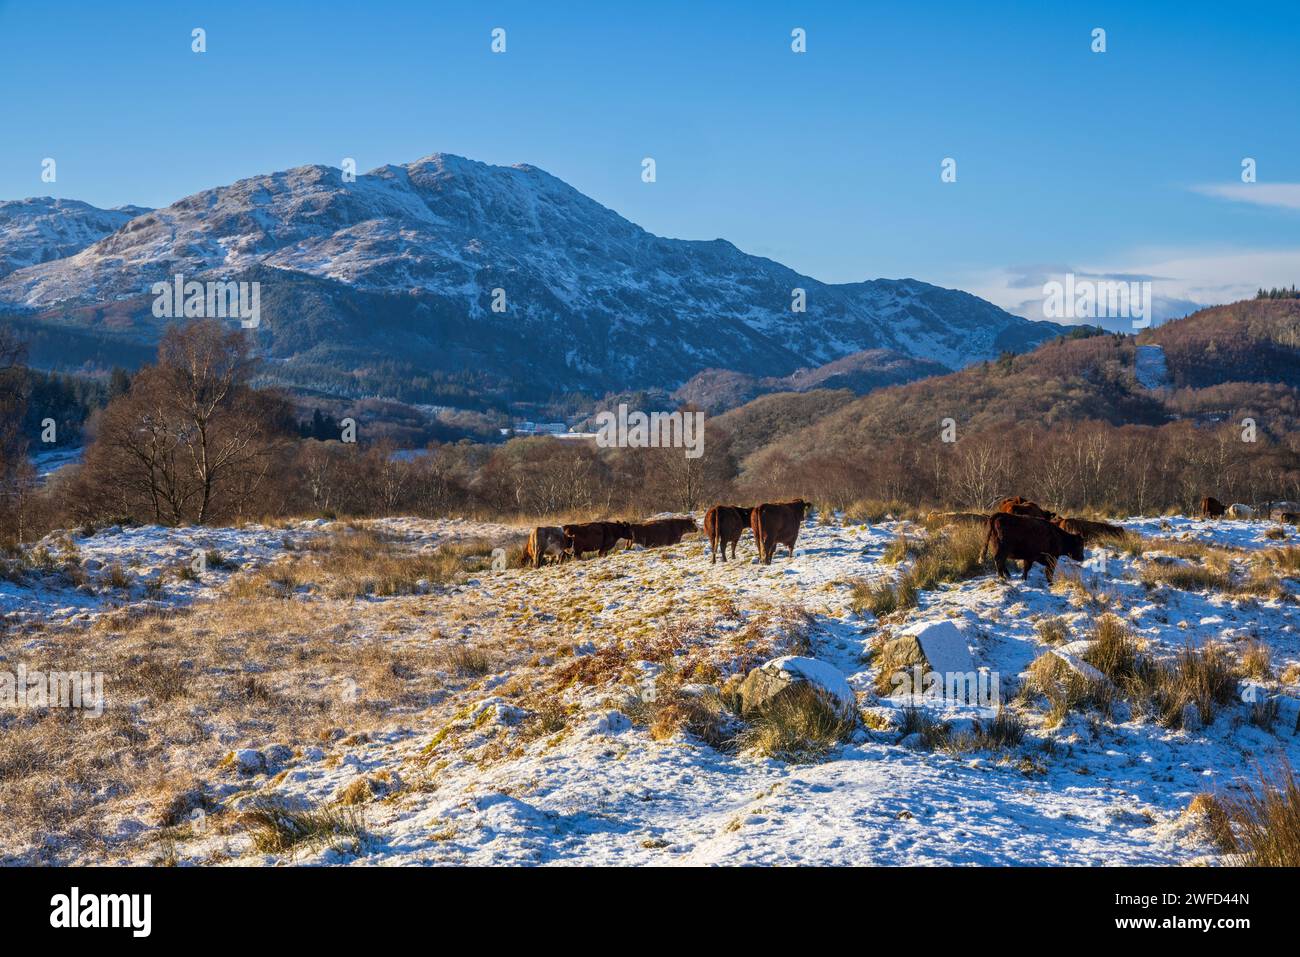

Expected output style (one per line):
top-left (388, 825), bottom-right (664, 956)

top-left (628, 517), bottom-right (695, 548)
top-left (524, 526), bottom-right (568, 568)
top-left (660, 517), bottom-right (697, 538)
top-left (1052, 516), bottom-right (1127, 543)
top-left (980, 513), bottom-right (1085, 584)
top-left (704, 505), bottom-right (753, 563)
top-left (562, 521), bottom-right (632, 559)
top-left (751, 500), bottom-right (811, 565)
top-left (994, 496), bottom-right (1056, 521)
top-left (1201, 496), bottom-right (1226, 518)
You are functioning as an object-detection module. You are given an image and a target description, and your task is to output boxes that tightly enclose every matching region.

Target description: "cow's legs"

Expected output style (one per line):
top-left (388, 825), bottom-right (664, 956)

top-left (1044, 555), bottom-right (1057, 584)
top-left (994, 549), bottom-right (1009, 580)
top-left (1021, 558), bottom-right (1032, 580)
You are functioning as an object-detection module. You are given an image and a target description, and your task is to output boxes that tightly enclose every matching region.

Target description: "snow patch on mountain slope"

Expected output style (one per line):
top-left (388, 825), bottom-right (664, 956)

top-left (1135, 345), bottom-right (1171, 390)
top-left (0, 198), bottom-right (150, 279)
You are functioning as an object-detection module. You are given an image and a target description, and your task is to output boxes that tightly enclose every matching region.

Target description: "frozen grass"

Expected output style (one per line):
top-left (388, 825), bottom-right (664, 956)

top-left (735, 683), bottom-right (855, 762)
top-left (1141, 562), bottom-right (1232, 592)
top-left (1147, 643), bottom-right (1240, 729)
top-left (1268, 546), bottom-right (1300, 574)
top-left (1083, 615), bottom-right (1144, 684)
top-left (1035, 616), bottom-right (1070, 645)
top-left (855, 523), bottom-right (987, 617)
top-left (1225, 764), bottom-right (1300, 866)
top-left (1024, 619), bottom-right (1239, 731)
top-left (241, 800), bottom-right (367, 857)
top-left (1024, 652), bottom-right (1114, 727)
top-left (303, 527), bottom-right (483, 597)
top-left (3, 512), bottom-right (1297, 866)
top-left (0, 585), bottom-right (456, 862)
top-left (898, 706), bottom-right (952, 751)
top-left (1240, 640), bottom-right (1273, 680)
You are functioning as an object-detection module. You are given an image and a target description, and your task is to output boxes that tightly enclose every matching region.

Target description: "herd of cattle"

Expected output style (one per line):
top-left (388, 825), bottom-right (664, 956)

top-left (522, 500), bottom-right (812, 568)
top-left (519, 493), bottom-right (1299, 585)
top-left (1199, 496), bottom-right (1300, 523)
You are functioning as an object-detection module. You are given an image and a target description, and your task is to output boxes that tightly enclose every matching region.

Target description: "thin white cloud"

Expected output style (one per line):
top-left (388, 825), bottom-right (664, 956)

top-left (958, 246), bottom-right (1300, 330)
top-left (1191, 183), bottom-right (1300, 211)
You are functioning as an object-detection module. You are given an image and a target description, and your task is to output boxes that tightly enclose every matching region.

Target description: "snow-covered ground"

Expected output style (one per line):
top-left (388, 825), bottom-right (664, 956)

top-left (1134, 344), bottom-right (1170, 390)
top-left (3, 512), bottom-right (1298, 865)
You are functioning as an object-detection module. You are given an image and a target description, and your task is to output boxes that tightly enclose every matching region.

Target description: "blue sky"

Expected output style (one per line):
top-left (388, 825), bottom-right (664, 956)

top-left (2, 0), bottom-right (1297, 321)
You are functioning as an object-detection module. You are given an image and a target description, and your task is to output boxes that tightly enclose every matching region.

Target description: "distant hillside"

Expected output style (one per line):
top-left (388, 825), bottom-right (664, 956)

top-left (733, 300), bottom-right (1300, 487)
top-left (673, 349), bottom-right (950, 415)
top-left (1143, 298), bottom-right (1300, 388)
top-left (711, 389), bottom-right (858, 463)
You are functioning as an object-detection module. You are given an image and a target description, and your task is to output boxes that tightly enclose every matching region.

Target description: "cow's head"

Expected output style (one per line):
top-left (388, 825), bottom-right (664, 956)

top-left (1062, 531), bottom-right (1085, 563)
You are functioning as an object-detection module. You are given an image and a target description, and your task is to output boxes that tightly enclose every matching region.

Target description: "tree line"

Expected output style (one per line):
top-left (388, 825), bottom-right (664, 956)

top-left (3, 318), bottom-right (1300, 543)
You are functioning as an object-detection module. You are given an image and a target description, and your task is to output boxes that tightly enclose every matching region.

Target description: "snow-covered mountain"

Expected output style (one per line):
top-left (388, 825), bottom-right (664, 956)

top-left (0, 198), bottom-right (150, 279)
top-left (0, 154), bottom-right (1062, 396)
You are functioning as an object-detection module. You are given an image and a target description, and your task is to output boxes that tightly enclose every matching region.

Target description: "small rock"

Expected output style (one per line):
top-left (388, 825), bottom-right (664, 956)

top-left (739, 656), bottom-right (856, 719)
top-left (264, 744), bottom-right (293, 766)
top-left (230, 749), bottom-right (265, 774)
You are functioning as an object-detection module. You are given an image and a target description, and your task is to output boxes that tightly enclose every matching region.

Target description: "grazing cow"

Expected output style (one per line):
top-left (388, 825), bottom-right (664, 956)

top-left (628, 517), bottom-right (694, 548)
top-left (660, 517), bottom-right (697, 538)
top-left (1227, 504), bottom-right (1255, 520)
top-left (994, 496), bottom-right (1056, 521)
top-left (704, 505), bottom-right (753, 563)
top-left (524, 526), bottom-right (568, 568)
top-left (1200, 496), bottom-right (1226, 518)
top-left (750, 500), bottom-right (811, 565)
top-left (980, 513), bottom-right (1085, 584)
top-left (1052, 516), bottom-right (1127, 543)
top-left (561, 520), bottom-right (633, 559)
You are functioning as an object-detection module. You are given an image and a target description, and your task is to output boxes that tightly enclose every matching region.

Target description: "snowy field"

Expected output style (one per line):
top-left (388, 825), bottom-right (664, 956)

top-left (2, 511), bottom-right (1298, 865)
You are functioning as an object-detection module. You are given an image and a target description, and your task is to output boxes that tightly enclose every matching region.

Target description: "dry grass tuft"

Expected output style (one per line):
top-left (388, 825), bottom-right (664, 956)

top-left (844, 499), bottom-right (912, 524)
top-left (1240, 640), bottom-right (1273, 680)
top-left (898, 706), bottom-right (952, 750)
top-left (1147, 643), bottom-right (1239, 729)
top-left (1268, 546), bottom-right (1300, 574)
top-left (854, 524), bottom-right (987, 618)
top-left (241, 800), bottom-right (367, 857)
top-left (1223, 764), bottom-right (1300, 866)
top-left (1035, 616), bottom-right (1070, 645)
top-left (1186, 793), bottom-right (1237, 852)
top-left (1083, 615), bottom-right (1144, 684)
top-left (736, 683), bottom-right (855, 762)
top-left (1022, 651), bottom-right (1114, 727)
top-left (1141, 561), bottom-right (1232, 592)
top-left (437, 643), bottom-right (497, 678)
top-left (851, 577), bottom-right (899, 618)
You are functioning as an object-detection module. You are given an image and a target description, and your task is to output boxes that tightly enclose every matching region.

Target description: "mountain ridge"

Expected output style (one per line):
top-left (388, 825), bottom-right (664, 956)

top-left (0, 152), bottom-right (1065, 402)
